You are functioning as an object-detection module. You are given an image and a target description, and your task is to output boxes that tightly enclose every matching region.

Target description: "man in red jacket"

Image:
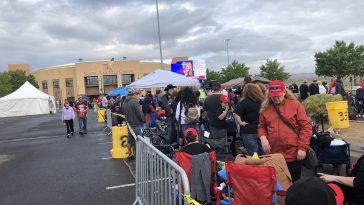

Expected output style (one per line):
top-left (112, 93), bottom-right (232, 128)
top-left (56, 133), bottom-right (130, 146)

top-left (258, 80), bottom-right (312, 182)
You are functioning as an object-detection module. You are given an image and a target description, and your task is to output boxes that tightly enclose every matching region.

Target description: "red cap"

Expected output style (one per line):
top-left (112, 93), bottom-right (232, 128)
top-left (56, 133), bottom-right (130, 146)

top-left (360, 82), bottom-right (364, 89)
top-left (328, 183), bottom-right (344, 205)
top-left (184, 128), bottom-right (198, 138)
top-left (220, 95), bottom-right (229, 103)
top-left (268, 80), bottom-right (286, 97)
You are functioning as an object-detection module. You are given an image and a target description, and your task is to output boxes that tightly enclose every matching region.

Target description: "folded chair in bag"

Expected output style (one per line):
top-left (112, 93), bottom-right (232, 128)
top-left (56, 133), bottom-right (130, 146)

top-left (235, 153), bottom-right (291, 205)
top-left (225, 162), bottom-right (277, 205)
top-left (175, 151), bottom-right (222, 205)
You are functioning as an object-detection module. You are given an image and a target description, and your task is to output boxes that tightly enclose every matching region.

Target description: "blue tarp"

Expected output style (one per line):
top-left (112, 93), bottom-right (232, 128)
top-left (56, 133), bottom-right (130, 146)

top-left (107, 87), bottom-right (128, 96)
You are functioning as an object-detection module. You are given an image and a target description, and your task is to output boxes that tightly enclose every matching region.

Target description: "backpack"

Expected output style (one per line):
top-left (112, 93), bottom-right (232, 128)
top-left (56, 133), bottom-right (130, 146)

top-left (185, 103), bottom-right (199, 124)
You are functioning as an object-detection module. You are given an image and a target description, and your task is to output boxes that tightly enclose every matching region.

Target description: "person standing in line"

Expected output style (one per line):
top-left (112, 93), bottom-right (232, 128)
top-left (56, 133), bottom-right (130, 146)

top-left (258, 80), bottom-right (312, 182)
top-left (159, 84), bottom-right (176, 109)
top-left (234, 83), bottom-right (265, 156)
top-left (299, 80), bottom-right (309, 101)
top-left (335, 76), bottom-right (346, 99)
top-left (122, 89), bottom-right (145, 160)
top-left (356, 83), bottom-right (364, 118)
top-left (75, 98), bottom-right (89, 135)
top-left (62, 101), bottom-right (75, 138)
top-left (289, 81), bottom-right (299, 95)
top-left (318, 81), bottom-right (327, 94)
top-left (308, 79), bottom-right (320, 96)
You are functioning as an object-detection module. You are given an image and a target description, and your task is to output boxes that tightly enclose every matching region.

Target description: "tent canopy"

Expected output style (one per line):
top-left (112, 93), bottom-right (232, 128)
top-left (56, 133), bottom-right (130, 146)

top-left (222, 76), bottom-right (271, 88)
top-left (108, 87), bottom-right (128, 96)
top-left (0, 81), bottom-right (53, 117)
top-left (126, 69), bottom-right (200, 89)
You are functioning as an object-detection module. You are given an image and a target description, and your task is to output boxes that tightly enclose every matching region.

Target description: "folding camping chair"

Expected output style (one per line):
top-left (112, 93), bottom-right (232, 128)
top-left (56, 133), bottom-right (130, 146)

top-left (225, 162), bottom-right (284, 205)
top-left (175, 151), bottom-right (222, 205)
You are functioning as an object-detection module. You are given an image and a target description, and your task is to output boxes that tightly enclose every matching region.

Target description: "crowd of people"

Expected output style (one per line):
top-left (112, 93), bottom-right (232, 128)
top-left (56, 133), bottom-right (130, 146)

top-left (59, 76), bottom-right (364, 204)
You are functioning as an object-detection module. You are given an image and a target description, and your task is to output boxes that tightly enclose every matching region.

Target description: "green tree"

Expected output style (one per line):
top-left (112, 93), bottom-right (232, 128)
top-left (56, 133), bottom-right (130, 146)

top-left (0, 70), bottom-right (39, 97)
top-left (314, 41), bottom-right (364, 78)
top-left (206, 68), bottom-right (223, 83)
top-left (259, 59), bottom-right (290, 81)
top-left (220, 60), bottom-right (250, 83)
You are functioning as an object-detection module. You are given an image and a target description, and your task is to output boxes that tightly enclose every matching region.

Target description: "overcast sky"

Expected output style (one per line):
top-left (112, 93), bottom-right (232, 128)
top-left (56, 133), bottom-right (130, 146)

top-left (0, 0), bottom-right (363, 74)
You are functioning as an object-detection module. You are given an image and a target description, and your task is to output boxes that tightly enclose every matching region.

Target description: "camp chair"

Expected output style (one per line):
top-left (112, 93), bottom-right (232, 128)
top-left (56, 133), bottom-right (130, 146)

top-left (225, 162), bottom-right (282, 205)
top-left (175, 151), bottom-right (222, 205)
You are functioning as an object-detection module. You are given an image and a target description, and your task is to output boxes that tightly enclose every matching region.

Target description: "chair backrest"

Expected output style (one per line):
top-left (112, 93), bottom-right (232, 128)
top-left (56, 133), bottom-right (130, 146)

top-left (225, 162), bottom-right (276, 205)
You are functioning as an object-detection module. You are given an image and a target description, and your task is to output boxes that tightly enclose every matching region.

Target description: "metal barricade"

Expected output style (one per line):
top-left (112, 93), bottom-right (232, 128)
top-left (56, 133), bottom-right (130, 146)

top-left (103, 109), bottom-right (112, 136)
top-left (133, 135), bottom-right (191, 205)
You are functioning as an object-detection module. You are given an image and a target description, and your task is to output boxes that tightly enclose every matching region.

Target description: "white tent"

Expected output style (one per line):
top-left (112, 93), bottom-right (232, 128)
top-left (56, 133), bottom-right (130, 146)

top-left (0, 81), bottom-right (55, 117)
top-left (126, 69), bottom-right (201, 89)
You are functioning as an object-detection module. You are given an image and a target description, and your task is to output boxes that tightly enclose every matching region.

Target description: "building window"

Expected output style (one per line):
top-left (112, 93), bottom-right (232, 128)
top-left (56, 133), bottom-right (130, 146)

top-left (42, 81), bottom-right (48, 89)
top-left (122, 74), bottom-right (134, 85)
top-left (85, 76), bottom-right (98, 86)
top-left (103, 75), bottom-right (117, 85)
top-left (53, 80), bottom-right (59, 88)
top-left (66, 79), bottom-right (73, 87)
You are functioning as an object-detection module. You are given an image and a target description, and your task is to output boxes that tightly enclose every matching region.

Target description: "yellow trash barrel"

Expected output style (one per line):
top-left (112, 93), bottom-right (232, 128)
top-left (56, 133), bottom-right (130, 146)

top-left (110, 126), bottom-right (129, 158)
top-left (326, 101), bottom-right (349, 128)
top-left (98, 109), bottom-right (106, 123)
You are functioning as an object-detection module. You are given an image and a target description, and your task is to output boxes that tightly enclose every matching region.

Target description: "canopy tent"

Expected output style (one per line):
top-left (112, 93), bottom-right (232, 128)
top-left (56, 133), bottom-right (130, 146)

top-left (0, 81), bottom-right (55, 117)
top-left (107, 87), bottom-right (128, 96)
top-left (126, 69), bottom-right (200, 89)
top-left (222, 76), bottom-right (271, 88)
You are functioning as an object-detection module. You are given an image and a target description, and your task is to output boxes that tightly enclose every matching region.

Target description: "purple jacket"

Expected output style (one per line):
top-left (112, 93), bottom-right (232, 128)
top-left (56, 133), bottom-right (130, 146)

top-left (62, 107), bottom-right (75, 121)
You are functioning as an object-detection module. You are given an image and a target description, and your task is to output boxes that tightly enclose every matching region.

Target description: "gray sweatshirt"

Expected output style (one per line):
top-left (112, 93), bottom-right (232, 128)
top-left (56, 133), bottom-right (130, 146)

top-left (122, 96), bottom-right (144, 127)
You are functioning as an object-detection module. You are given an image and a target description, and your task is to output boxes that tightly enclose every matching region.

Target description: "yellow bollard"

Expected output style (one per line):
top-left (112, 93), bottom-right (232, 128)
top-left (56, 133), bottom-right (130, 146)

top-left (326, 101), bottom-right (350, 128)
top-left (110, 126), bottom-right (129, 158)
top-left (98, 109), bottom-right (106, 123)
top-left (93, 105), bottom-right (97, 112)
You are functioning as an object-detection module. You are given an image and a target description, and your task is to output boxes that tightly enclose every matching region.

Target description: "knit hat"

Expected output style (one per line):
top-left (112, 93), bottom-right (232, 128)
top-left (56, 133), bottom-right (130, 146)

top-left (286, 177), bottom-right (338, 205)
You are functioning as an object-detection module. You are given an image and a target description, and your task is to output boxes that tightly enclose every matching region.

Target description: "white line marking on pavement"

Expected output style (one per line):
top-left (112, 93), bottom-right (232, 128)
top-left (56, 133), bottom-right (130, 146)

top-left (106, 183), bottom-right (135, 190)
top-left (98, 142), bottom-right (112, 145)
top-left (0, 135), bottom-right (63, 144)
top-left (101, 157), bottom-right (113, 160)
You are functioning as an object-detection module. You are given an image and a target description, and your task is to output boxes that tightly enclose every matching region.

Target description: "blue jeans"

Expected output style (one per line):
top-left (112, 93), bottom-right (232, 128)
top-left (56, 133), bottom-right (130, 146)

top-left (241, 133), bottom-right (264, 156)
top-left (128, 126), bottom-right (143, 145)
top-left (78, 117), bottom-right (87, 133)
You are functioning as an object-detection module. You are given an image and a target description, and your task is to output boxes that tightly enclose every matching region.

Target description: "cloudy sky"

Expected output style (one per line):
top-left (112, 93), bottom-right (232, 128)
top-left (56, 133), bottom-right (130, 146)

top-left (0, 0), bottom-right (363, 74)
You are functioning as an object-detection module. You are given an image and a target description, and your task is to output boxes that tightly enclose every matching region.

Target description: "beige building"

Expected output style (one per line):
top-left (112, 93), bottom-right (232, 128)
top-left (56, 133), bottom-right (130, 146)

top-left (31, 60), bottom-right (169, 101)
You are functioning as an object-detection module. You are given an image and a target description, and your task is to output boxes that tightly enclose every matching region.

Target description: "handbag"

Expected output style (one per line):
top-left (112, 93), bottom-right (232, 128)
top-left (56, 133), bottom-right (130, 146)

top-left (273, 105), bottom-right (318, 169)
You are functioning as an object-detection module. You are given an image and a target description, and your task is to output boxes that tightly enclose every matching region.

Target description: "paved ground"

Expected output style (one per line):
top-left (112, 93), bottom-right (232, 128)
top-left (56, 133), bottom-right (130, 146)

top-left (0, 111), bottom-right (135, 205)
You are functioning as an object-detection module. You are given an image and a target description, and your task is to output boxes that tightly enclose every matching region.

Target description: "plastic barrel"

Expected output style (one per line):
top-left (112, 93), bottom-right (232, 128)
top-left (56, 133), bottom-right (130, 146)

top-left (110, 126), bottom-right (129, 158)
top-left (326, 101), bottom-right (349, 128)
top-left (98, 109), bottom-right (106, 123)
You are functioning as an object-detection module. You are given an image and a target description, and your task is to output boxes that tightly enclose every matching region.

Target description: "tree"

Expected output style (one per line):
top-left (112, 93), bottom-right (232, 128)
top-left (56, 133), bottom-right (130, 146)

top-left (0, 70), bottom-right (39, 97)
top-left (206, 68), bottom-right (222, 83)
top-left (259, 59), bottom-right (290, 81)
top-left (314, 40), bottom-right (364, 78)
top-left (220, 60), bottom-right (250, 83)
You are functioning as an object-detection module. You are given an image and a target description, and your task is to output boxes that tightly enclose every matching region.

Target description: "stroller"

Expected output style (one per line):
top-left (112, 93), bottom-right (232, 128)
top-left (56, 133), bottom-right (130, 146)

top-left (143, 127), bottom-right (177, 158)
top-left (311, 114), bottom-right (351, 175)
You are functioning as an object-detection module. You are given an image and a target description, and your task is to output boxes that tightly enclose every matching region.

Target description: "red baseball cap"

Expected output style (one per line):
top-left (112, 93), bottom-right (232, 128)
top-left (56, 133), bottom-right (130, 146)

top-left (328, 183), bottom-right (344, 205)
top-left (220, 95), bottom-right (229, 103)
top-left (184, 128), bottom-right (198, 138)
top-left (268, 80), bottom-right (286, 97)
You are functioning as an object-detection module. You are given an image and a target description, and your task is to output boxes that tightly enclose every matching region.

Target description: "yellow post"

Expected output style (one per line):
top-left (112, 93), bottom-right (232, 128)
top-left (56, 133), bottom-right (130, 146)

top-left (110, 126), bottom-right (129, 158)
top-left (98, 109), bottom-right (106, 123)
top-left (326, 101), bottom-right (350, 128)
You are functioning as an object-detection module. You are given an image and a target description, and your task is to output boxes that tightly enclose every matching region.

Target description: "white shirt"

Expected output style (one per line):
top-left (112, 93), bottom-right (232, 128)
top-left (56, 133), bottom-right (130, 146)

top-left (319, 85), bottom-right (327, 94)
top-left (175, 102), bottom-right (201, 125)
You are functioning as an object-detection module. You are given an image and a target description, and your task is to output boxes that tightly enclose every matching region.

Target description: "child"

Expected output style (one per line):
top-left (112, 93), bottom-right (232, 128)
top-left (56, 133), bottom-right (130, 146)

top-left (62, 102), bottom-right (75, 138)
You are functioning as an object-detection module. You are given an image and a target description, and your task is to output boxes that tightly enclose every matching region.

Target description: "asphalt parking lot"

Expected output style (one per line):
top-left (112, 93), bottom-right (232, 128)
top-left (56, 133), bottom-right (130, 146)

top-left (0, 111), bottom-right (135, 205)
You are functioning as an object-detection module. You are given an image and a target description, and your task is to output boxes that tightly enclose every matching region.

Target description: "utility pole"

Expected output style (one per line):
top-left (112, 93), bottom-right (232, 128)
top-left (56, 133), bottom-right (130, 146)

top-left (224, 39), bottom-right (231, 67)
top-left (156, 0), bottom-right (163, 69)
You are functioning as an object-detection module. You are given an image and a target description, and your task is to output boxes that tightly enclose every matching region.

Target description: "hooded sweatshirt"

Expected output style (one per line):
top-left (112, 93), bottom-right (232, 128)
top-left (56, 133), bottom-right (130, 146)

top-left (62, 106), bottom-right (75, 121)
top-left (122, 96), bottom-right (144, 127)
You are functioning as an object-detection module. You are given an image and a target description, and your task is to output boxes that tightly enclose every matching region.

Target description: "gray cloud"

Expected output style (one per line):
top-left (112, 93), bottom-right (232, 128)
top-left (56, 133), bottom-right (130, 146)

top-left (0, 0), bottom-right (364, 74)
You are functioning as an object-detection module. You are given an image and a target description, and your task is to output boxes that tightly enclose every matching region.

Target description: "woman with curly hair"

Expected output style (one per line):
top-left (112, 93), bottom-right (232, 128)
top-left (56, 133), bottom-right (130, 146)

top-left (233, 83), bottom-right (265, 155)
top-left (258, 80), bottom-right (312, 182)
top-left (175, 87), bottom-right (201, 140)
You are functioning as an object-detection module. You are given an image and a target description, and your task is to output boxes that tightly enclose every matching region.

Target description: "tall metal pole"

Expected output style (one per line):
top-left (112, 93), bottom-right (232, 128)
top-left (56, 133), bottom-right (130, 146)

top-left (224, 39), bottom-right (231, 67)
top-left (156, 0), bottom-right (163, 69)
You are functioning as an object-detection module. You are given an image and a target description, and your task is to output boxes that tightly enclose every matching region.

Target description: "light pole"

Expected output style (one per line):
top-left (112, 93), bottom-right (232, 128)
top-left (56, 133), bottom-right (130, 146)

top-left (224, 39), bottom-right (231, 67)
top-left (155, 0), bottom-right (163, 69)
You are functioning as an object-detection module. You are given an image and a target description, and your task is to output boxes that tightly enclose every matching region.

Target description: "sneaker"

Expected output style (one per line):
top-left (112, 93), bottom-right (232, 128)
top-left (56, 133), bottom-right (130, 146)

top-left (71, 132), bottom-right (74, 136)
top-left (79, 132), bottom-right (83, 135)
top-left (67, 134), bottom-right (70, 139)
top-left (127, 155), bottom-right (135, 161)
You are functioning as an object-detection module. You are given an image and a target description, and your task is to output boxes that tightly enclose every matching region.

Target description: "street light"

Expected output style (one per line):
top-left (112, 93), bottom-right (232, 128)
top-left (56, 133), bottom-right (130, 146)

top-left (224, 39), bottom-right (231, 67)
top-left (155, 0), bottom-right (163, 69)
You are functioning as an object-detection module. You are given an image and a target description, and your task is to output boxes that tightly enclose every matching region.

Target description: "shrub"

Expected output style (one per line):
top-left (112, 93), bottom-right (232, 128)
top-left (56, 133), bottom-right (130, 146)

top-left (303, 94), bottom-right (342, 122)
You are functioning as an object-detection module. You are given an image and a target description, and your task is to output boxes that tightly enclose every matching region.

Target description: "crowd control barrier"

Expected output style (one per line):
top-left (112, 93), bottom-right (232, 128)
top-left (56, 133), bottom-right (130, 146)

top-left (326, 101), bottom-right (349, 128)
top-left (134, 135), bottom-right (200, 205)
